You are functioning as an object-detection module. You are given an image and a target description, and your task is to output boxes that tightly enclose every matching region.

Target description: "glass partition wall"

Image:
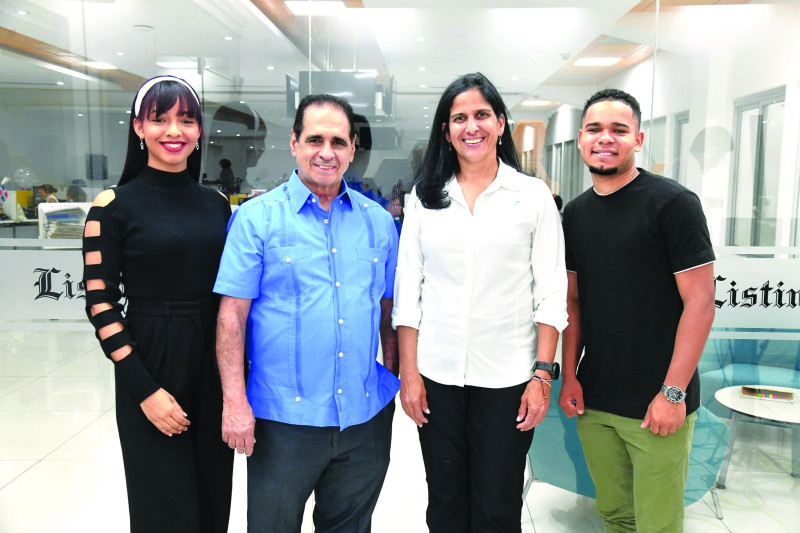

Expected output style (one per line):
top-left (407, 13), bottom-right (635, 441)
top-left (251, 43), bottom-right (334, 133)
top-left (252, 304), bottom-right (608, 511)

top-left (1, 1), bottom-right (799, 530)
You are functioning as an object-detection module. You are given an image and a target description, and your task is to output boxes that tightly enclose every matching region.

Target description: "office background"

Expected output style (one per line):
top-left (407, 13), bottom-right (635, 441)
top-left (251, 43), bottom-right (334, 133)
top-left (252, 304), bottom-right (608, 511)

top-left (1, 1), bottom-right (799, 531)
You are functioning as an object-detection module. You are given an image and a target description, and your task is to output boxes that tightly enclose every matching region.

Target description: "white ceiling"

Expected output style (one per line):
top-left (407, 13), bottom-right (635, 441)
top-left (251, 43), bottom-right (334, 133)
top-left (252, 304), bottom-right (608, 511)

top-left (0, 0), bottom-right (733, 149)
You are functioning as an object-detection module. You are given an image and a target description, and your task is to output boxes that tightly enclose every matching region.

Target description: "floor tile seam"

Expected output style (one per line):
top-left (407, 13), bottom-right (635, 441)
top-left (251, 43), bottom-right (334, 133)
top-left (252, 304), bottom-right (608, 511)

top-left (39, 353), bottom-right (86, 374)
top-left (0, 407), bottom-right (114, 492)
top-left (0, 461), bottom-right (39, 493)
top-left (0, 376), bottom-right (43, 400)
top-left (696, 494), bottom-right (733, 530)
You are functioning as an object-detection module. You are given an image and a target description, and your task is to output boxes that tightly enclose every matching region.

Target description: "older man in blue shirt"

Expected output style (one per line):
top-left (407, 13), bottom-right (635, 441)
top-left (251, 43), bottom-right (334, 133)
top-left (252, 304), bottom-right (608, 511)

top-left (214, 94), bottom-right (400, 533)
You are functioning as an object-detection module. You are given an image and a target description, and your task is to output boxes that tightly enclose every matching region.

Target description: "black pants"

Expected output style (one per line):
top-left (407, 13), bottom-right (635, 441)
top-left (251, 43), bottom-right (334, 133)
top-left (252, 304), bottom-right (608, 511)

top-left (116, 298), bottom-right (234, 533)
top-left (418, 376), bottom-right (534, 533)
top-left (247, 401), bottom-right (395, 533)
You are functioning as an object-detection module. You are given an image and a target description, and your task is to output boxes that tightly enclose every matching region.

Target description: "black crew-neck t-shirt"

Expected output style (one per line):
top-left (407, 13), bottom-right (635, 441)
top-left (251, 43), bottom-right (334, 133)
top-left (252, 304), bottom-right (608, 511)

top-left (563, 169), bottom-right (715, 419)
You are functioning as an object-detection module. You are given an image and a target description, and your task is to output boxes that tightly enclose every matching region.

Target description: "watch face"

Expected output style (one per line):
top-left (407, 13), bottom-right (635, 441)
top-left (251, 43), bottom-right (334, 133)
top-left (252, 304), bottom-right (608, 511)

top-left (663, 386), bottom-right (685, 403)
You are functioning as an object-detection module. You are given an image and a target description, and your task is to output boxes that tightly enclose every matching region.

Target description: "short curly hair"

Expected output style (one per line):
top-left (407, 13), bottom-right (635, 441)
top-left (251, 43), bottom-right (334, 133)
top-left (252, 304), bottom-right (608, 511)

top-left (582, 89), bottom-right (641, 130)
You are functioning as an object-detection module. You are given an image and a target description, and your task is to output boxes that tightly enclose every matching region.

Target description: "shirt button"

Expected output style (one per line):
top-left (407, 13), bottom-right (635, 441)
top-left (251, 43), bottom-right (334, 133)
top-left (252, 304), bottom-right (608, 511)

top-left (339, 352), bottom-right (344, 357)
top-left (280, 198), bottom-right (286, 202)
top-left (285, 257), bottom-right (291, 262)
top-left (335, 281), bottom-right (341, 287)
top-left (366, 392), bottom-right (370, 397)
top-left (332, 248), bottom-right (337, 253)
top-left (312, 198), bottom-right (317, 203)
top-left (337, 389), bottom-right (343, 394)
top-left (324, 219), bottom-right (329, 224)
top-left (339, 200), bottom-right (343, 204)
top-left (306, 199), bottom-right (311, 204)
top-left (373, 257), bottom-right (378, 262)
top-left (295, 397), bottom-right (301, 402)
top-left (363, 203), bottom-right (368, 208)
top-left (338, 318), bottom-right (344, 324)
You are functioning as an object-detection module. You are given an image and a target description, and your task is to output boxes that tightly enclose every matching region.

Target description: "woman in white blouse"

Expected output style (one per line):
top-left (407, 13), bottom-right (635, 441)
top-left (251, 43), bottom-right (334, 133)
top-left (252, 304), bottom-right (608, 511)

top-left (392, 72), bottom-right (568, 532)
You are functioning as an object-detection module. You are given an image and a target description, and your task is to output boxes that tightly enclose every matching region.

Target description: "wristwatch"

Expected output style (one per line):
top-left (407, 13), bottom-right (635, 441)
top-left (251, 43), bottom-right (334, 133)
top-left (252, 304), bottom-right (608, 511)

top-left (533, 361), bottom-right (560, 380)
top-left (661, 384), bottom-right (687, 403)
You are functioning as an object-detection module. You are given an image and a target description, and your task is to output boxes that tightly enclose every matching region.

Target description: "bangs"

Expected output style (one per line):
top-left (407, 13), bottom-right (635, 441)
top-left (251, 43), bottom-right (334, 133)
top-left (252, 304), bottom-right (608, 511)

top-left (138, 80), bottom-right (202, 121)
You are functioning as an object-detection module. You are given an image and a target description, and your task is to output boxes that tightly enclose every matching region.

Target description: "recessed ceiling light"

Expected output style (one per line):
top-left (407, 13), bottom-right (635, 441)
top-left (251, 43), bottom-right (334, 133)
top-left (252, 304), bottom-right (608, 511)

top-left (134, 25), bottom-right (154, 32)
top-left (17, 10), bottom-right (29, 15)
top-left (423, 106), bottom-right (429, 110)
top-left (420, 84), bottom-right (426, 88)
top-left (424, 115), bottom-right (429, 118)
top-left (521, 100), bottom-right (552, 107)
top-left (83, 61), bottom-right (118, 70)
top-left (223, 36), bottom-right (233, 41)
top-left (573, 57), bottom-right (620, 67)
top-left (216, 130), bottom-right (222, 133)
top-left (56, 81), bottom-right (64, 86)
top-left (116, 52), bottom-right (125, 56)
top-left (416, 37), bottom-right (424, 42)
top-left (512, 77), bottom-right (518, 81)
top-left (240, 100), bottom-right (245, 104)
top-left (285, 1), bottom-right (345, 16)
top-left (126, 110), bottom-right (131, 114)
top-left (419, 66), bottom-right (426, 71)
top-left (118, 121), bottom-right (125, 124)
top-left (267, 65), bottom-right (275, 70)
top-left (77, 113), bottom-right (84, 117)
top-left (236, 133), bottom-right (241, 137)
top-left (425, 126), bottom-right (430, 129)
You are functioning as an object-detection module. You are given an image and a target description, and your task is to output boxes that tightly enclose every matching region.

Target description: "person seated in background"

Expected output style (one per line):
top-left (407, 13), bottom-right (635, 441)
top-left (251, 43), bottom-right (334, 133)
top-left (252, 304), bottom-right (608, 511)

top-left (38, 184), bottom-right (58, 203)
top-left (66, 185), bottom-right (87, 202)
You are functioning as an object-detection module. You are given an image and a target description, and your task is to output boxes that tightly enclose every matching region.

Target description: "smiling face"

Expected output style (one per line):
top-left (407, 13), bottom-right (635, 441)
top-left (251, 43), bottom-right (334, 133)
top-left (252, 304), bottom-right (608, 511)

top-left (445, 88), bottom-right (505, 169)
top-left (290, 103), bottom-right (355, 197)
top-left (133, 100), bottom-right (200, 173)
top-left (578, 99), bottom-right (644, 178)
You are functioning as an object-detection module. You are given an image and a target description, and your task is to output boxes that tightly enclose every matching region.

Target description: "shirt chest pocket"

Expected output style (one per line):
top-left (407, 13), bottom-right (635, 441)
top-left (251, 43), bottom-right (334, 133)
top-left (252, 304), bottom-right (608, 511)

top-left (264, 245), bottom-right (314, 296)
top-left (356, 247), bottom-right (387, 291)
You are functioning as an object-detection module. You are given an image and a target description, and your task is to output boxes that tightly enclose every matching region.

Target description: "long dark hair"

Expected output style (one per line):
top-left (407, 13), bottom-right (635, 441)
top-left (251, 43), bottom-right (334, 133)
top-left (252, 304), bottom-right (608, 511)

top-left (119, 78), bottom-right (203, 185)
top-left (415, 72), bottom-right (521, 209)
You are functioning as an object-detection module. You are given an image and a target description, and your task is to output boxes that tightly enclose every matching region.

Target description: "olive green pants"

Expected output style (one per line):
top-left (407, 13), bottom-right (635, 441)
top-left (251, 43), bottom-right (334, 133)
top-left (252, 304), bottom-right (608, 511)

top-left (577, 409), bottom-right (696, 533)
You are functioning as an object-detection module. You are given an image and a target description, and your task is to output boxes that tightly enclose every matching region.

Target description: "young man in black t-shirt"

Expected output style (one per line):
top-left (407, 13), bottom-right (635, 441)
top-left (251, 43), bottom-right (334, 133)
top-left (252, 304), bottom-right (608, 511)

top-left (558, 89), bottom-right (716, 533)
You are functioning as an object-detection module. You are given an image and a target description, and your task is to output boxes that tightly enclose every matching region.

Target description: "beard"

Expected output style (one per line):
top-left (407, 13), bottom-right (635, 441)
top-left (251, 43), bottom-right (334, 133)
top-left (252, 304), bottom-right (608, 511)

top-left (588, 165), bottom-right (618, 176)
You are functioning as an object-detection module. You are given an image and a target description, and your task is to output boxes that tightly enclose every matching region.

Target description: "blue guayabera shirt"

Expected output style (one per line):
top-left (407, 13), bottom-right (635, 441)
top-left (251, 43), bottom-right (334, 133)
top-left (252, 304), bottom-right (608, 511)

top-left (214, 171), bottom-right (400, 429)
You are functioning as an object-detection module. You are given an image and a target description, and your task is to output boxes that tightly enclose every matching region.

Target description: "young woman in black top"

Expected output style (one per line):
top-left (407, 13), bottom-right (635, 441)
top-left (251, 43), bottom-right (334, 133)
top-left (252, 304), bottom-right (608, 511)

top-left (82, 76), bottom-right (233, 533)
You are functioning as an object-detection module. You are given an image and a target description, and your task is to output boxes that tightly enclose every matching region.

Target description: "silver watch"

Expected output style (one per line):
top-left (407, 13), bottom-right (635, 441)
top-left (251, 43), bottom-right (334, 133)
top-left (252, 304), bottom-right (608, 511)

top-left (661, 384), bottom-right (687, 403)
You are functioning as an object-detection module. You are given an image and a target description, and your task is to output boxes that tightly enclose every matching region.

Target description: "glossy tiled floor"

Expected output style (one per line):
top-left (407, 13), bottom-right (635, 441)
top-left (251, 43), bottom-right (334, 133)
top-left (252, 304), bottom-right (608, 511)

top-left (1, 327), bottom-right (798, 532)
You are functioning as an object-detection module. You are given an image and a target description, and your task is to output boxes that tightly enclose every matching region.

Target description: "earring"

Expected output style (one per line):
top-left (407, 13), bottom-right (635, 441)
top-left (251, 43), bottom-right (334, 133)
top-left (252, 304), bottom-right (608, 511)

top-left (139, 138), bottom-right (144, 150)
top-left (499, 137), bottom-right (503, 146)
top-left (448, 143), bottom-right (452, 152)
top-left (196, 141), bottom-right (200, 151)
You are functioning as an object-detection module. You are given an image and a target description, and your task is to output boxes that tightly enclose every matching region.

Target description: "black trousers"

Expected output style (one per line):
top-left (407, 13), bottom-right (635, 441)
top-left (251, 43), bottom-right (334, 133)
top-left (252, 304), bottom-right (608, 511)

top-left (418, 376), bottom-right (534, 533)
top-left (247, 401), bottom-right (395, 533)
top-left (116, 298), bottom-right (234, 533)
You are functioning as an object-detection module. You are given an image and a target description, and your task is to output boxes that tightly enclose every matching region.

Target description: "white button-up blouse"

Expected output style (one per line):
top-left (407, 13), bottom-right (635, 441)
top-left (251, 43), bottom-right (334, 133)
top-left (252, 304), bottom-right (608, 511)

top-left (392, 161), bottom-right (568, 388)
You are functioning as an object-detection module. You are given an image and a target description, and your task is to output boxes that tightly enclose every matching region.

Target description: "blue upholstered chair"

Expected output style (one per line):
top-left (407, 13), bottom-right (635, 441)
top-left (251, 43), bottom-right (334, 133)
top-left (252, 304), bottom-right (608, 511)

top-left (526, 380), bottom-right (730, 519)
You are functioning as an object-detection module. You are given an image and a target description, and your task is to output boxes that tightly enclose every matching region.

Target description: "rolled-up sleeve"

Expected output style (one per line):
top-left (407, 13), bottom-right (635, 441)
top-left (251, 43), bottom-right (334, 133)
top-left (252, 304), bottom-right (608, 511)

top-left (392, 188), bottom-right (424, 329)
top-left (530, 184), bottom-right (568, 332)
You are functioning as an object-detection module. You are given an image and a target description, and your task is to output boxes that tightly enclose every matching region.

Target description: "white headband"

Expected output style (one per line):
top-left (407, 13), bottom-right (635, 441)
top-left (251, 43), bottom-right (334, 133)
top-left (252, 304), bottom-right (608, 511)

top-left (133, 75), bottom-right (200, 117)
